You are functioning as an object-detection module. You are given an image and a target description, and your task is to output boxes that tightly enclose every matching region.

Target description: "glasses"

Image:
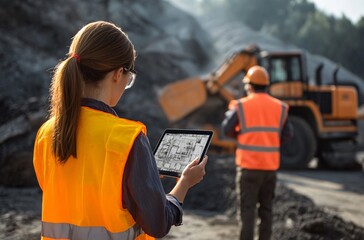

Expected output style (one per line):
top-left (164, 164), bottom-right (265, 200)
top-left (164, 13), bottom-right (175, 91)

top-left (123, 67), bottom-right (137, 89)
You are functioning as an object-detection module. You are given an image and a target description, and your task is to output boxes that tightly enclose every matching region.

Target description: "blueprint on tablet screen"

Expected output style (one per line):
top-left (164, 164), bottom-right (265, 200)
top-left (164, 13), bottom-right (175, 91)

top-left (155, 133), bottom-right (209, 173)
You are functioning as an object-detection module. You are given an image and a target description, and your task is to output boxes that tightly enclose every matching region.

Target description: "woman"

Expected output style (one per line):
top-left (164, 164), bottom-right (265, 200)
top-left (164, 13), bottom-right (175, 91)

top-left (33, 21), bottom-right (208, 240)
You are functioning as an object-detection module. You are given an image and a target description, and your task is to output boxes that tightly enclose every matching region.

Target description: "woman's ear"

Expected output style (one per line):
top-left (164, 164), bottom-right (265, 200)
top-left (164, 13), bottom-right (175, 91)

top-left (113, 67), bottom-right (123, 82)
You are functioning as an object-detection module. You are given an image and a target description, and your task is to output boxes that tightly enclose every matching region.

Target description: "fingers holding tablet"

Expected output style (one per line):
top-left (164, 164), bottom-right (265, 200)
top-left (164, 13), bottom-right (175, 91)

top-left (181, 155), bottom-right (208, 188)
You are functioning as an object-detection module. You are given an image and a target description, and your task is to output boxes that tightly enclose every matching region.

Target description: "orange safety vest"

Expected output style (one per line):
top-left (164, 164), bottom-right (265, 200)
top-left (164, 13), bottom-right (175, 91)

top-left (229, 93), bottom-right (288, 170)
top-left (33, 107), bottom-right (155, 240)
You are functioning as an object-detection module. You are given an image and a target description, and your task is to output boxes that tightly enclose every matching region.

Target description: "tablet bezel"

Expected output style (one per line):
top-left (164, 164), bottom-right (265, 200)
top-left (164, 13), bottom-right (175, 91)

top-left (153, 128), bottom-right (213, 178)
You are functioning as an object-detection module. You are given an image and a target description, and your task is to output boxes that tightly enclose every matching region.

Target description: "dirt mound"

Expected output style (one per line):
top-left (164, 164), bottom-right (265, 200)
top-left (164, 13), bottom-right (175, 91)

top-left (274, 184), bottom-right (364, 239)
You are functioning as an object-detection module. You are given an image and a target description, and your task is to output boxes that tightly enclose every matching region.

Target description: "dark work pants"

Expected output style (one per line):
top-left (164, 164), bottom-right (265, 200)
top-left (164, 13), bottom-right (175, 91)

top-left (236, 168), bottom-right (277, 240)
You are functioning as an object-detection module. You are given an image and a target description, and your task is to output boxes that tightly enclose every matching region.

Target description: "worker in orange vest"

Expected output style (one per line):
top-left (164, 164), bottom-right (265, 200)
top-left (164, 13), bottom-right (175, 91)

top-left (221, 66), bottom-right (293, 240)
top-left (33, 21), bottom-right (208, 240)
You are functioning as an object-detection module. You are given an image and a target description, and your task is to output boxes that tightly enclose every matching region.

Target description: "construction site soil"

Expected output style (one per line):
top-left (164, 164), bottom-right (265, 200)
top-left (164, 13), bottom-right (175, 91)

top-left (1, 155), bottom-right (364, 240)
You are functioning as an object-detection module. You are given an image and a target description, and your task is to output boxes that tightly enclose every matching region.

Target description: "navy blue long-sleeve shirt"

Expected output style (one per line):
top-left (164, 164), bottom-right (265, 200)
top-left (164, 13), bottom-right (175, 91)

top-left (81, 98), bottom-right (182, 238)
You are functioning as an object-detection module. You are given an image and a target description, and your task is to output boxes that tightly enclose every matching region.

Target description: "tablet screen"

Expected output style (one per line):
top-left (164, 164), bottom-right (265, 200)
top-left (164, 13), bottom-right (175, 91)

top-left (154, 129), bottom-right (213, 177)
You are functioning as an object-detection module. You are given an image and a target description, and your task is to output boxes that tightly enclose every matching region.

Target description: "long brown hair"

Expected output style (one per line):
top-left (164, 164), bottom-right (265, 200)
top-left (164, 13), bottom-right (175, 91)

top-left (50, 21), bottom-right (135, 163)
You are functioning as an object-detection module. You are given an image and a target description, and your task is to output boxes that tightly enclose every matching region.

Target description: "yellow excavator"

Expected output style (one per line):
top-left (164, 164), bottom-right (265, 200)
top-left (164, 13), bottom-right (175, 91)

top-left (158, 45), bottom-right (364, 169)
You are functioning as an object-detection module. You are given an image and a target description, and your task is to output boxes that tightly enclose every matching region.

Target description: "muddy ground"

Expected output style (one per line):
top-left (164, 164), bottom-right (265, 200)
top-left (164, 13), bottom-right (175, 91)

top-left (1, 155), bottom-right (364, 240)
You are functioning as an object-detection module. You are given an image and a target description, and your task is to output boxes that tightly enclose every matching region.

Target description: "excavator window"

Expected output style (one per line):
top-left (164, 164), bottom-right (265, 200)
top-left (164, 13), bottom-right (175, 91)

top-left (271, 59), bottom-right (288, 83)
top-left (290, 57), bottom-right (301, 81)
top-left (261, 56), bottom-right (303, 84)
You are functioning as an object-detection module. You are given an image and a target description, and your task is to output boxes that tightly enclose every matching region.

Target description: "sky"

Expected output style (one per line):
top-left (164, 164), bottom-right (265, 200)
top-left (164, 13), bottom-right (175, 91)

top-left (169, 0), bottom-right (364, 24)
top-left (308, 0), bottom-right (364, 23)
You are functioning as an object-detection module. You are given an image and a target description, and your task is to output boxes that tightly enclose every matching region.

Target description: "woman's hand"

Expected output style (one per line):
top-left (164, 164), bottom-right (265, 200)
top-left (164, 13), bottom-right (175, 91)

top-left (169, 156), bottom-right (208, 203)
top-left (180, 155), bottom-right (208, 188)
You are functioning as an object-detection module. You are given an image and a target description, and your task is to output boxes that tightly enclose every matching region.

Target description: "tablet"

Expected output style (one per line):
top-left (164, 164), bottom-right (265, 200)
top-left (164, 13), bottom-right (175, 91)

top-left (154, 129), bottom-right (213, 178)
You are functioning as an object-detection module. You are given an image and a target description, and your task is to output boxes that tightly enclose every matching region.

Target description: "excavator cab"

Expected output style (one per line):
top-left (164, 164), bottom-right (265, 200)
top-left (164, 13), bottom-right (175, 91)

top-left (261, 52), bottom-right (306, 100)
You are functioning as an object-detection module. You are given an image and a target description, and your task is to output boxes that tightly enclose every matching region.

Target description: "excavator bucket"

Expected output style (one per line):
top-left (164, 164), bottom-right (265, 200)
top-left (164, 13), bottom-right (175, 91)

top-left (158, 77), bottom-right (207, 122)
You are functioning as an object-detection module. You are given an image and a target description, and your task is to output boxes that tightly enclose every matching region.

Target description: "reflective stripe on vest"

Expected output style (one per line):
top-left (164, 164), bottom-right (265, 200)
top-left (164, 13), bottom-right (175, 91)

top-left (42, 222), bottom-right (142, 240)
top-left (237, 100), bottom-right (287, 135)
top-left (234, 94), bottom-right (288, 170)
top-left (237, 144), bottom-right (279, 152)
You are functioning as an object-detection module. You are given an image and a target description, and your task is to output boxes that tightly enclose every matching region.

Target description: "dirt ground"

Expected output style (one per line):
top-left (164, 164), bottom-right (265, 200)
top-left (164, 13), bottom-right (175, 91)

top-left (1, 155), bottom-right (364, 240)
top-left (0, 187), bottom-right (41, 240)
top-left (278, 169), bottom-right (364, 228)
top-left (163, 169), bottom-right (364, 240)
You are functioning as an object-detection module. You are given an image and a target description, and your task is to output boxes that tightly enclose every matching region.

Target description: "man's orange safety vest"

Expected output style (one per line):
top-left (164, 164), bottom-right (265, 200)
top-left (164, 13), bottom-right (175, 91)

top-left (33, 107), bottom-right (155, 240)
top-left (229, 93), bottom-right (288, 170)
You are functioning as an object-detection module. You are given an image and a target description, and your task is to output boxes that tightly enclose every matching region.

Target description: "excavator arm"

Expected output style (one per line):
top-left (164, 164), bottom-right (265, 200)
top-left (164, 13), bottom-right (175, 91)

top-left (206, 49), bottom-right (258, 95)
top-left (158, 47), bottom-right (259, 122)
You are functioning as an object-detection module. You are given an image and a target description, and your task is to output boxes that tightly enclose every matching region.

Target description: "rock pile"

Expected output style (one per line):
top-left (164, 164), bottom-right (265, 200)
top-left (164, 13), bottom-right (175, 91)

top-left (0, 0), bottom-right (212, 186)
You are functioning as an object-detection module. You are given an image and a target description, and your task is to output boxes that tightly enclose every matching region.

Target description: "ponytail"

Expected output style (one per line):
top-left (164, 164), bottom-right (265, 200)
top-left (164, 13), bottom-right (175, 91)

top-left (50, 55), bottom-right (84, 163)
top-left (49, 21), bottom-right (136, 164)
